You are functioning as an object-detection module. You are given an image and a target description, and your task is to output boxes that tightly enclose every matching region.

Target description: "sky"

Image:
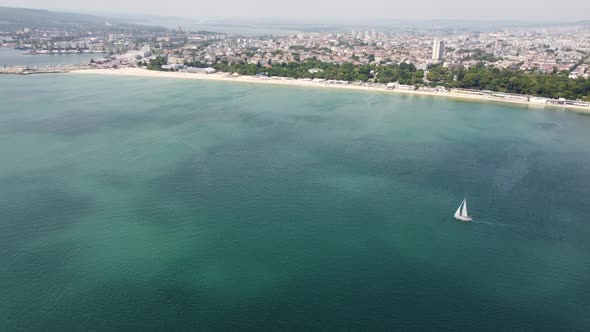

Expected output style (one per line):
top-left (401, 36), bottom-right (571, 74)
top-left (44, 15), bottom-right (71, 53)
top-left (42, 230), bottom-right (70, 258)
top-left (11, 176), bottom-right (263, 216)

top-left (1, 0), bottom-right (589, 21)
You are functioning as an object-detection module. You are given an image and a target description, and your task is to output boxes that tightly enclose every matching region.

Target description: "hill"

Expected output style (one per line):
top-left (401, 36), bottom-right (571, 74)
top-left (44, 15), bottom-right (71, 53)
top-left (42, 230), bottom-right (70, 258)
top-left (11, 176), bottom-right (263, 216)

top-left (0, 7), bottom-right (166, 32)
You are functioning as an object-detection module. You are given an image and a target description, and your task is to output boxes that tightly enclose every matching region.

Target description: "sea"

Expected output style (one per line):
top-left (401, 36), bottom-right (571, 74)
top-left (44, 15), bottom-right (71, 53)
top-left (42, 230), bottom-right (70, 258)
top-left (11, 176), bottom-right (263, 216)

top-left (0, 48), bottom-right (97, 68)
top-left (0, 74), bottom-right (589, 330)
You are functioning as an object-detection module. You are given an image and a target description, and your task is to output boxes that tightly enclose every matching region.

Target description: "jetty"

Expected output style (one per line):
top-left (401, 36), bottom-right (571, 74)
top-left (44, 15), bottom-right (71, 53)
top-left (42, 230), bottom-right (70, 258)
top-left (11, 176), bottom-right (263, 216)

top-left (0, 65), bottom-right (88, 75)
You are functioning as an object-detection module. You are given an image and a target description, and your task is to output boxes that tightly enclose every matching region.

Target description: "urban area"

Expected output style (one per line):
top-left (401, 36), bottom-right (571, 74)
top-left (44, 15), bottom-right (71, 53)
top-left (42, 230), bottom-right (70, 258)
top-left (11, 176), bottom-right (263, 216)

top-left (2, 19), bottom-right (590, 107)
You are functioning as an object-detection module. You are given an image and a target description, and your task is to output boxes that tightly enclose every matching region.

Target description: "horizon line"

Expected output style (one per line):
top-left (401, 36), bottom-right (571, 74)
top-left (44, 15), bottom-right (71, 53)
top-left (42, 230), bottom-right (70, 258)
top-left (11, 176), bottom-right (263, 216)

top-left (1, 6), bottom-right (589, 25)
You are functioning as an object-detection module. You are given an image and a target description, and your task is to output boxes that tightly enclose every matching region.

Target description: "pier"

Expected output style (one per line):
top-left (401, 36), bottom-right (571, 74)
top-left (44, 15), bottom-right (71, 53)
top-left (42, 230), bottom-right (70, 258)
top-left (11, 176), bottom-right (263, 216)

top-left (0, 65), bottom-right (88, 75)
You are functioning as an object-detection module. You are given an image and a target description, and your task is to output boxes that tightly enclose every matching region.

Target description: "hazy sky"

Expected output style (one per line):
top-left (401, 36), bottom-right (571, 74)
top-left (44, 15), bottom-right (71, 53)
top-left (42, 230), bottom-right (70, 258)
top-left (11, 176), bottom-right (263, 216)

top-left (2, 0), bottom-right (590, 21)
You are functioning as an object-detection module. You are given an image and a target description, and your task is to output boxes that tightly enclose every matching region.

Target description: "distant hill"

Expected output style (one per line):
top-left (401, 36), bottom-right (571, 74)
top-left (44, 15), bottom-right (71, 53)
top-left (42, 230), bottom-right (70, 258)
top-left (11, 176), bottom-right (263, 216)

top-left (0, 7), bottom-right (166, 32)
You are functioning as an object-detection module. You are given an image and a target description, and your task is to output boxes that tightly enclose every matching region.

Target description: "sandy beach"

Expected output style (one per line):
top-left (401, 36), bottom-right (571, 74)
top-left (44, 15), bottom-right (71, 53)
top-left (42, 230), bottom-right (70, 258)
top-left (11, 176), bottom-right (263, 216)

top-left (70, 68), bottom-right (590, 113)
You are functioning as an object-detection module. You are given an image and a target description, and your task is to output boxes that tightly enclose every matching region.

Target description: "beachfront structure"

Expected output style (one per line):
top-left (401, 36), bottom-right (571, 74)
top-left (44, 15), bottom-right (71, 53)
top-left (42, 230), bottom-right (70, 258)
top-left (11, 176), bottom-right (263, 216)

top-left (432, 39), bottom-right (445, 61)
top-left (185, 67), bottom-right (217, 74)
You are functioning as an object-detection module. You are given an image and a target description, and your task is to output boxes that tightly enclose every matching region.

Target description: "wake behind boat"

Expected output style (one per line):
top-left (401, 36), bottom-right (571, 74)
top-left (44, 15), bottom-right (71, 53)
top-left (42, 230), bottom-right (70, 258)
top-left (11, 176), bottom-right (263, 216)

top-left (454, 198), bottom-right (472, 222)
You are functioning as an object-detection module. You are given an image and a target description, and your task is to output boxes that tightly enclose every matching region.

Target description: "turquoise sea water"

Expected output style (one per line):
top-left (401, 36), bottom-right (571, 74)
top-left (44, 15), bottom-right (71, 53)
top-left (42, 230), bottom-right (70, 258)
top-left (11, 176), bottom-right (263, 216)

top-left (1, 74), bottom-right (589, 330)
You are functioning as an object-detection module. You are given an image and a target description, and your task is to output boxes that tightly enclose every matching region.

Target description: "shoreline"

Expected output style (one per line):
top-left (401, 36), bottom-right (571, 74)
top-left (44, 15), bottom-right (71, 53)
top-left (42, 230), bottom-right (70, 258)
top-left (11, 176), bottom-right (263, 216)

top-left (69, 68), bottom-right (590, 113)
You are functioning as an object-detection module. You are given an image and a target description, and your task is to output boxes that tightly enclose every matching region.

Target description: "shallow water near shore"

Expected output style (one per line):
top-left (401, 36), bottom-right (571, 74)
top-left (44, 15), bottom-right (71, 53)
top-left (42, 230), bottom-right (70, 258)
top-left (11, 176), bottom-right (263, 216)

top-left (71, 68), bottom-right (590, 113)
top-left (1, 74), bottom-right (589, 330)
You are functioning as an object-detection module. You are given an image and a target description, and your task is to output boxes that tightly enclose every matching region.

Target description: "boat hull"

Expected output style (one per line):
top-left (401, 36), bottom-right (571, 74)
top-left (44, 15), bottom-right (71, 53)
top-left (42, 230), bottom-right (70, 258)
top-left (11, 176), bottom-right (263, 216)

top-left (454, 216), bottom-right (472, 222)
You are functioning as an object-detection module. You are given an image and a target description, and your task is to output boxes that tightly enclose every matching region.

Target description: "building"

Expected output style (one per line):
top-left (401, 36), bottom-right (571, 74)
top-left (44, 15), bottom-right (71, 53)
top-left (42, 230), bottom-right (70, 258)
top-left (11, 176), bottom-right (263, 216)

top-left (140, 45), bottom-right (152, 58)
top-left (432, 39), bottom-right (445, 61)
top-left (185, 67), bottom-right (216, 74)
top-left (167, 56), bottom-right (185, 65)
top-left (161, 64), bottom-right (183, 71)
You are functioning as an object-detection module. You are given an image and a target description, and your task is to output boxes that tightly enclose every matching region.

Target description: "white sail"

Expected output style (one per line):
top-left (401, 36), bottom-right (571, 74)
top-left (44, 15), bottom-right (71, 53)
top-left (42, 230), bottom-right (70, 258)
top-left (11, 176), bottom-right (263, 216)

top-left (454, 201), bottom-right (463, 218)
top-left (461, 199), bottom-right (468, 217)
top-left (453, 198), bottom-right (472, 221)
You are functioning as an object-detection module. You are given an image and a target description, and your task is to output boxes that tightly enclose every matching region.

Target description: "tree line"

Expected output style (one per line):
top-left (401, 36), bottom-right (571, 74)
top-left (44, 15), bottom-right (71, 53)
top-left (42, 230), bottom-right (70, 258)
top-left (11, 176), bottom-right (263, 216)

top-left (211, 59), bottom-right (425, 85)
top-left (147, 56), bottom-right (590, 100)
top-left (427, 63), bottom-right (590, 100)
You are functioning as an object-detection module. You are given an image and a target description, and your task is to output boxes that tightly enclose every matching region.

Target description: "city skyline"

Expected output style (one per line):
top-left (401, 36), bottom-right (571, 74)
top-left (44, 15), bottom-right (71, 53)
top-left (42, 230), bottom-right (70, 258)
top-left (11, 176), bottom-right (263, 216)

top-left (1, 0), bottom-right (590, 22)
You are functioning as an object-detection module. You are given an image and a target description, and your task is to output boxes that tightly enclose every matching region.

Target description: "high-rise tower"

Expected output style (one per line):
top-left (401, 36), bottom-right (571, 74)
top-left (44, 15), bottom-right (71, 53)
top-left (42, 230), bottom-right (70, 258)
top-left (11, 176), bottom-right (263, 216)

top-left (432, 39), bottom-right (445, 60)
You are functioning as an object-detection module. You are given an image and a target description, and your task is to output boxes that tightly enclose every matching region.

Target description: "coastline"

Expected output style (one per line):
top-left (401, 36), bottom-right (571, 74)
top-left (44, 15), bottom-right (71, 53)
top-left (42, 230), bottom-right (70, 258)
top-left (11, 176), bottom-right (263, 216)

top-left (69, 68), bottom-right (590, 113)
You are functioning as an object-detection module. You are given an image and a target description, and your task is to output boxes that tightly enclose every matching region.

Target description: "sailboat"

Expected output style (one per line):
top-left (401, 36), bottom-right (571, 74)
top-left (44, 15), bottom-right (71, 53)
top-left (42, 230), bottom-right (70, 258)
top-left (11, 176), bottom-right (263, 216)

top-left (453, 198), bottom-right (472, 222)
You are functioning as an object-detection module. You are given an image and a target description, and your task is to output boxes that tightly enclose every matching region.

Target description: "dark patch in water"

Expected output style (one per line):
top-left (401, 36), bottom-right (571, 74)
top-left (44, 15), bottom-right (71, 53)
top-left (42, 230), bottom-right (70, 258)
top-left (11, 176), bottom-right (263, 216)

top-left (94, 171), bottom-right (136, 190)
top-left (5, 109), bottom-right (154, 136)
top-left (538, 122), bottom-right (558, 130)
top-left (0, 186), bottom-right (94, 244)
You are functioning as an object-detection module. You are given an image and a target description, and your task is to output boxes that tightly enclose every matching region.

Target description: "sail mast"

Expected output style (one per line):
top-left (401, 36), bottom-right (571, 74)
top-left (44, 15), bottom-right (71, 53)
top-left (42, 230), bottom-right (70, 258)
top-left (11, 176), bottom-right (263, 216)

top-left (461, 199), bottom-right (468, 217)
